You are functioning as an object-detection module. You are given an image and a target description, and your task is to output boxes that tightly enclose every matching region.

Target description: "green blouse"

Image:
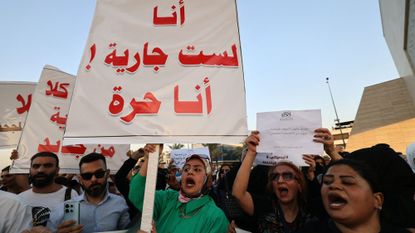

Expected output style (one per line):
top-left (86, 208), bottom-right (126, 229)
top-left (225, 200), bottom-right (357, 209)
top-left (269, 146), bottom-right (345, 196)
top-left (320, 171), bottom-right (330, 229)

top-left (129, 174), bottom-right (229, 233)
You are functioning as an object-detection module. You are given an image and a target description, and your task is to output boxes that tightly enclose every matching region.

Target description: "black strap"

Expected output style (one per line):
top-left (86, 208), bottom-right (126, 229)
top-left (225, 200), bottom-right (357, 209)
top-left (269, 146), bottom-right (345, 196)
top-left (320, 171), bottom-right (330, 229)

top-left (64, 187), bottom-right (72, 201)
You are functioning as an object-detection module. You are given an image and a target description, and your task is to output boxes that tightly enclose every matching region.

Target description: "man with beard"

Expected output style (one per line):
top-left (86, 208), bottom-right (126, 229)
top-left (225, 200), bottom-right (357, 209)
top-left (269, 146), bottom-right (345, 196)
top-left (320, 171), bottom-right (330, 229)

top-left (47, 152), bottom-right (130, 232)
top-left (18, 152), bottom-right (78, 227)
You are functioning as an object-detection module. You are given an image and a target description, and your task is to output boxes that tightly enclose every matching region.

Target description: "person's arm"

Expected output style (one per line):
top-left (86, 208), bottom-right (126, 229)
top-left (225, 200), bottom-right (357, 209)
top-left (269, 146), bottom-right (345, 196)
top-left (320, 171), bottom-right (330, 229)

top-left (128, 145), bottom-right (153, 210)
top-left (302, 154), bottom-right (316, 181)
top-left (114, 157), bottom-right (138, 198)
top-left (232, 131), bottom-right (259, 216)
top-left (313, 128), bottom-right (342, 161)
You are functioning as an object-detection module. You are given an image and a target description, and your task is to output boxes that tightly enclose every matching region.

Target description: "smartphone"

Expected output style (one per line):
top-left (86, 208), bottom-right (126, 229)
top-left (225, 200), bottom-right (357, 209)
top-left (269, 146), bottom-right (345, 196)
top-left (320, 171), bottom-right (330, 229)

top-left (63, 200), bottom-right (80, 224)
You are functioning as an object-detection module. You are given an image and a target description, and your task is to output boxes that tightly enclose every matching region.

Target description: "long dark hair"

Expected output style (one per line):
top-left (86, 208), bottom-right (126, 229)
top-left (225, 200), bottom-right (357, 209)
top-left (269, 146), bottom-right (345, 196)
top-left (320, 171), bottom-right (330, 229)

top-left (266, 161), bottom-right (308, 205)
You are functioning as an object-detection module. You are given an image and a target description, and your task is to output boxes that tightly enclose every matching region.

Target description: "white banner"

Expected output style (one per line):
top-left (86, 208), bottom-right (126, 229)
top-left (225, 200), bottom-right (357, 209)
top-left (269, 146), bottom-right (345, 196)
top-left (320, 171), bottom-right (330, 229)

top-left (63, 0), bottom-right (248, 145)
top-left (11, 66), bottom-right (129, 174)
top-left (170, 147), bottom-right (210, 169)
top-left (256, 110), bottom-right (322, 166)
top-left (0, 82), bottom-right (36, 148)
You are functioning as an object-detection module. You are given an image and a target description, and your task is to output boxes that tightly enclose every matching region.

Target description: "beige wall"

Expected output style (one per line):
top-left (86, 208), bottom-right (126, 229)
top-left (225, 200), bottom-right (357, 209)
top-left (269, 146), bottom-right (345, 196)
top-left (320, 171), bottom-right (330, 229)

top-left (347, 118), bottom-right (415, 153)
top-left (347, 78), bottom-right (415, 153)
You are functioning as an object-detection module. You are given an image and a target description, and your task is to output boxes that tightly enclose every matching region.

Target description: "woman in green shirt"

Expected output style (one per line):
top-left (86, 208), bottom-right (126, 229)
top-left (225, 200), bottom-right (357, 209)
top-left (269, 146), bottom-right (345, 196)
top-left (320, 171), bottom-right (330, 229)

top-left (129, 144), bottom-right (229, 233)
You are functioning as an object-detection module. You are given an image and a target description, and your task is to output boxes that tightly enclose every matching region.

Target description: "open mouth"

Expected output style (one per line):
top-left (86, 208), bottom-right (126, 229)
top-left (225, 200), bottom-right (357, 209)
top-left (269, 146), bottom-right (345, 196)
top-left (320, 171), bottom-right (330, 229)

top-left (185, 177), bottom-right (196, 188)
top-left (328, 193), bottom-right (347, 208)
top-left (277, 187), bottom-right (289, 196)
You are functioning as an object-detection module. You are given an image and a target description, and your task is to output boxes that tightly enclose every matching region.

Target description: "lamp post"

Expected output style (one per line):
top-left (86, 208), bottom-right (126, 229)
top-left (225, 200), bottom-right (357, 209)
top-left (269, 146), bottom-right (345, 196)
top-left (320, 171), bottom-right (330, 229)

top-left (326, 77), bottom-right (346, 147)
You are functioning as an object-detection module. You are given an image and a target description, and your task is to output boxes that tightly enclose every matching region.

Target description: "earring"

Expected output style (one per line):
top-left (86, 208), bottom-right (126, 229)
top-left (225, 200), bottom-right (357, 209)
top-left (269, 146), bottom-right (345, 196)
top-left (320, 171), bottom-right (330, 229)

top-left (376, 206), bottom-right (382, 211)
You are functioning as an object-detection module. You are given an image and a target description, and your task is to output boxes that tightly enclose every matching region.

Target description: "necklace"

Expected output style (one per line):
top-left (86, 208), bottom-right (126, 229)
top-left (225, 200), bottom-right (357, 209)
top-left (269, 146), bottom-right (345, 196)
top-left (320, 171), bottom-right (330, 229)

top-left (178, 204), bottom-right (204, 219)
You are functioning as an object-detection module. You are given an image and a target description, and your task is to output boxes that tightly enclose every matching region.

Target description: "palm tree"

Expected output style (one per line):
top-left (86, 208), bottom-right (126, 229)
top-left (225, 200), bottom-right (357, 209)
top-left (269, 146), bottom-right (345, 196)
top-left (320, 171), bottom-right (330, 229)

top-left (168, 143), bottom-right (185, 150)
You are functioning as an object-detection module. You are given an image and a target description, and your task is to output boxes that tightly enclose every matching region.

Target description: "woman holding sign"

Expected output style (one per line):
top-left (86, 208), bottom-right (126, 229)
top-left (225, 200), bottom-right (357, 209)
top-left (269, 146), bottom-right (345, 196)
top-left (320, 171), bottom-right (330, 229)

top-left (129, 144), bottom-right (228, 233)
top-left (232, 131), bottom-right (316, 233)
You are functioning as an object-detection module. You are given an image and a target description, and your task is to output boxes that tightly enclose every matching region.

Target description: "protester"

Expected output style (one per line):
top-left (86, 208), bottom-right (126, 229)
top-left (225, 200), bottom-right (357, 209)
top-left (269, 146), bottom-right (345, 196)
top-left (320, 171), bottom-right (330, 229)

top-left (114, 148), bottom-right (145, 221)
top-left (0, 190), bottom-right (33, 232)
top-left (18, 152), bottom-right (78, 226)
top-left (232, 131), bottom-right (317, 233)
top-left (129, 144), bottom-right (229, 233)
top-left (301, 159), bottom-right (409, 233)
top-left (48, 152), bottom-right (130, 232)
top-left (1, 165), bottom-right (30, 194)
top-left (315, 128), bottom-right (415, 231)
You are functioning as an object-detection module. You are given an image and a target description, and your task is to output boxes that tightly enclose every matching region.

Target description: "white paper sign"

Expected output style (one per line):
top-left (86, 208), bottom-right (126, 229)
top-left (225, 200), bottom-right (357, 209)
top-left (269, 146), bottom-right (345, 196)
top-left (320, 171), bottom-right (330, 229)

top-left (0, 82), bottom-right (36, 148)
top-left (256, 110), bottom-right (322, 166)
top-left (170, 147), bottom-right (210, 169)
top-left (11, 66), bottom-right (129, 174)
top-left (63, 0), bottom-right (248, 145)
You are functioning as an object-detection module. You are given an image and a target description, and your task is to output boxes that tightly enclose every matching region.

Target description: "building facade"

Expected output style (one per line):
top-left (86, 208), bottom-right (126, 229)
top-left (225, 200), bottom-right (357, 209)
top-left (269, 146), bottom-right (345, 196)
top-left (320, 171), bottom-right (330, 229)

top-left (346, 0), bottom-right (415, 153)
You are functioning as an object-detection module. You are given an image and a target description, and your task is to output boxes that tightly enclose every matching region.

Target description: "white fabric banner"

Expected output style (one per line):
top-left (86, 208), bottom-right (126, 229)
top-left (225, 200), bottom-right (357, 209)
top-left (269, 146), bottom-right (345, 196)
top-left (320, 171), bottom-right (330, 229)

top-left (11, 66), bottom-right (129, 174)
top-left (256, 109), bottom-right (323, 166)
top-left (170, 147), bottom-right (210, 169)
top-left (0, 82), bottom-right (36, 148)
top-left (63, 0), bottom-right (248, 145)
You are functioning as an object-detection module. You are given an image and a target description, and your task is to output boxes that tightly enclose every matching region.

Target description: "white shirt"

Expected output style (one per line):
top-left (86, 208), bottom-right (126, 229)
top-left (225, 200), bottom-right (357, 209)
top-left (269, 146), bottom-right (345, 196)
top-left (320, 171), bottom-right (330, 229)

top-left (0, 190), bottom-right (32, 232)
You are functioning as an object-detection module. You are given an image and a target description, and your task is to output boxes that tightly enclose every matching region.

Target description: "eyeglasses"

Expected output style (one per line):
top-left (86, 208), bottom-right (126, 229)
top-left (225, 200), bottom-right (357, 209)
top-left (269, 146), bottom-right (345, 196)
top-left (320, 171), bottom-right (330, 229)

top-left (271, 172), bottom-right (296, 182)
top-left (80, 170), bottom-right (106, 180)
top-left (182, 165), bottom-right (205, 174)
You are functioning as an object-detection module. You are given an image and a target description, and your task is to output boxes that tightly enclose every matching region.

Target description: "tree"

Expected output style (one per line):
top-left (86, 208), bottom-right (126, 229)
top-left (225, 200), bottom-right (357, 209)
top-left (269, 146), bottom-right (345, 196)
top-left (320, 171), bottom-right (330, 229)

top-left (168, 143), bottom-right (185, 150)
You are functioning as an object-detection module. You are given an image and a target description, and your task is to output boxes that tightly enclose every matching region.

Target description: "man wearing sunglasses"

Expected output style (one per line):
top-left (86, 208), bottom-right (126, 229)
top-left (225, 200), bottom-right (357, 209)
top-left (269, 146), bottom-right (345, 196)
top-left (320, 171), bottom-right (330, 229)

top-left (47, 153), bottom-right (130, 232)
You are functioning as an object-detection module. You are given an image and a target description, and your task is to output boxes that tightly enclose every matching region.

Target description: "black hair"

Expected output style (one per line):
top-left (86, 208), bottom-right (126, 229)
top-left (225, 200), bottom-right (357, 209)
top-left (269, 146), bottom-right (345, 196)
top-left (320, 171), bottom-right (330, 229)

top-left (328, 159), bottom-right (380, 193)
top-left (79, 153), bottom-right (107, 169)
top-left (31, 152), bottom-right (59, 168)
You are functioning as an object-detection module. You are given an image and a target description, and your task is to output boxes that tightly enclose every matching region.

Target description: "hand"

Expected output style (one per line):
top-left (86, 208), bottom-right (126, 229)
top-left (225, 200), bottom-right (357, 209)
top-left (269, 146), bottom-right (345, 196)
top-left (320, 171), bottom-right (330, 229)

top-left (302, 154), bottom-right (316, 181)
top-left (143, 144), bottom-right (158, 158)
top-left (21, 226), bottom-right (52, 233)
top-left (313, 128), bottom-right (335, 153)
top-left (228, 220), bottom-right (237, 233)
top-left (10, 149), bottom-right (18, 160)
top-left (245, 131), bottom-right (260, 154)
top-left (57, 220), bottom-right (83, 233)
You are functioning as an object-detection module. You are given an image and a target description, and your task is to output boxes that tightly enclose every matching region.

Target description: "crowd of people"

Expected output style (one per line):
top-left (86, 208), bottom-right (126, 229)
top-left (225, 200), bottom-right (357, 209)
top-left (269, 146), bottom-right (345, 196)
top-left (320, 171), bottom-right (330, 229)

top-left (1, 128), bottom-right (415, 233)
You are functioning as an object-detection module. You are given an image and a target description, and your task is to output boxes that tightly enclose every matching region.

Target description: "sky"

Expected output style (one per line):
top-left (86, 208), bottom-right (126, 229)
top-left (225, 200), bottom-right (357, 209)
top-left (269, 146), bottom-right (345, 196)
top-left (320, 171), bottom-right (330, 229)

top-left (0, 0), bottom-right (399, 166)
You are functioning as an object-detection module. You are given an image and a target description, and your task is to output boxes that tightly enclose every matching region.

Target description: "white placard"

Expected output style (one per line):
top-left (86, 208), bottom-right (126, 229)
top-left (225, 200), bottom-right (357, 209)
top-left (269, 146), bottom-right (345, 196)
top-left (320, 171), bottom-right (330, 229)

top-left (256, 110), bottom-right (322, 166)
top-left (0, 82), bottom-right (36, 148)
top-left (63, 0), bottom-right (248, 145)
top-left (11, 66), bottom-right (129, 174)
top-left (170, 147), bottom-right (210, 169)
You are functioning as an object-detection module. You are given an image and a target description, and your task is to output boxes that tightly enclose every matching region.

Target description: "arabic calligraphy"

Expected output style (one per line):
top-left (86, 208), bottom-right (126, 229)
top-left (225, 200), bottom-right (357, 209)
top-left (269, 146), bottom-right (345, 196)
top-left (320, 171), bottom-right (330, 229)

top-left (153, 0), bottom-right (185, 26)
top-left (107, 77), bottom-right (213, 123)
top-left (16, 94), bottom-right (32, 114)
top-left (50, 107), bottom-right (67, 129)
top-left (45, 80), bottom-right (70, 99)
top-left (93, 144), bottom-right (116, 158)
top-left (86, 42), bottom-right (239, 73)
top-left (108, 86), bottom-right (162, 124)
top-left (174, 77), bottom-right (212, 114)
top-left (178, 44), bottom-right (239, 66)
top-left (0, 122), bottom-right (22, 132)
top-left (104, 42), bottom-right (168, 73)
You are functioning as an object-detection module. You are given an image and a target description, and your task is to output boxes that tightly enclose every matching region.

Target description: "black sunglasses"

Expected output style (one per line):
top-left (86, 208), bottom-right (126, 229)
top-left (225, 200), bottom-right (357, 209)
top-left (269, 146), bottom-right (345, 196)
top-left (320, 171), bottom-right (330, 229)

top-left (271, 172), bottom-right (296, 182)
top-left (80, 170), bottom-right (106, 180)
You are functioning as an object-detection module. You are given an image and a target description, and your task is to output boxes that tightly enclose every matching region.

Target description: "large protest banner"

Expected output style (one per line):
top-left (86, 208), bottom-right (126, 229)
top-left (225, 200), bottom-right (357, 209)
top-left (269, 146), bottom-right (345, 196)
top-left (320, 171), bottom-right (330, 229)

top-left (0, 82), bottom-right (36, 148)
top-left (63, 0), bottom-right (248, 145)
top-left (63, 1), bottom-right (247, 231)
top-left (11, 66), bottom-right (129, 174)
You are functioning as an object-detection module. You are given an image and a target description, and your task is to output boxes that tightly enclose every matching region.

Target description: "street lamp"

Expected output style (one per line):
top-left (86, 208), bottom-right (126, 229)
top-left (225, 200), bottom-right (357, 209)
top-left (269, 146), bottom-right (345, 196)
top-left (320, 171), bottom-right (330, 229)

top-left (326, 77), bottom-right (346, 147)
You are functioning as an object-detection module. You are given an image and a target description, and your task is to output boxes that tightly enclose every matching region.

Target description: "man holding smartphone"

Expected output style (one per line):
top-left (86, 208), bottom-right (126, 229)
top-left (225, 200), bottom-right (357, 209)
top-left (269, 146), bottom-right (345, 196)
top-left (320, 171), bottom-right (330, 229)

top-left (47, 153), bottom-right (130, 232)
